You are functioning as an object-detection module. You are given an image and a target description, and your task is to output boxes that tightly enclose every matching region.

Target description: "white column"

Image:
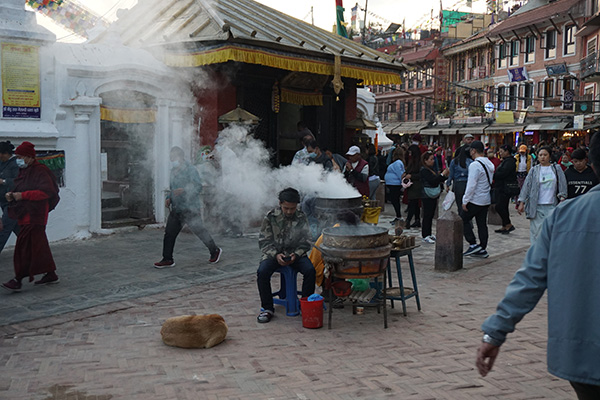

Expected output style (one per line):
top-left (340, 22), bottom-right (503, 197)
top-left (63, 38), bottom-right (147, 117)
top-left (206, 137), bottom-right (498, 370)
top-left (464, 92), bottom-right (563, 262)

top-left (65, 96), bottom-right (102, 236)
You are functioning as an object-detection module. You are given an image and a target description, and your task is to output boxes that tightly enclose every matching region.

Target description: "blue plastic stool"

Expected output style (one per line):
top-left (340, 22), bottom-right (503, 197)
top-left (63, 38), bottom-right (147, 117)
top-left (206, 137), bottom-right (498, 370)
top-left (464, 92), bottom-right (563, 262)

top-left (272, 265), bottom-right (301, 316)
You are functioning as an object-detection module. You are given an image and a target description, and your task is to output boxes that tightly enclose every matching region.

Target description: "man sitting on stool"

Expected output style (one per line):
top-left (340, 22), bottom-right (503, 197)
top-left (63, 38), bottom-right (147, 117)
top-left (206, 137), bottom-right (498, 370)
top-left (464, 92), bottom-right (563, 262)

top-left (257, 187), bottom-right (315, 323)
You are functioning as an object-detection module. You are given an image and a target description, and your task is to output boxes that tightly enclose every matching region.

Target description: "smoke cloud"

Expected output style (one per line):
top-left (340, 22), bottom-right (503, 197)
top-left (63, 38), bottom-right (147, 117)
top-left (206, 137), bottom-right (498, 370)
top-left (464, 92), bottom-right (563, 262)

top-left (201, 124), bottom-right (359, 229)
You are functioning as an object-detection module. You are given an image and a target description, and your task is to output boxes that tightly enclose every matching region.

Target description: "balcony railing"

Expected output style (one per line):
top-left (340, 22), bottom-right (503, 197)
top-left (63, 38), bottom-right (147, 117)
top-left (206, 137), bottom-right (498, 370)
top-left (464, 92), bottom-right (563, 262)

top-left (581, 52), bottom-right (598, 79)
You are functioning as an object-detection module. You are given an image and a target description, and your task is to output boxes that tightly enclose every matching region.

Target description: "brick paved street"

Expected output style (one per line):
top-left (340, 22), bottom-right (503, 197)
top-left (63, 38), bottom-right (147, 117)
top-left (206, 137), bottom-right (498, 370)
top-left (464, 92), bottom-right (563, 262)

top-left (0, 206), bottom-right (574, 399)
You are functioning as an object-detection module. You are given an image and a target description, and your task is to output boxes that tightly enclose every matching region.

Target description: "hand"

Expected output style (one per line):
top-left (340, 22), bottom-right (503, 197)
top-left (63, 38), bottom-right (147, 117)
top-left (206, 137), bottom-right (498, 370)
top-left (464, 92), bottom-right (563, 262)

top-left (4, 192), bottom-right (13, 202)
top-left (276, 253), bottom-right (293, 266)
top-left (462, 203), bottom-right (468, 212)
top-left (441, 168), bottom-right (450, 177)
top-left (517, 202), bottom-right (525, 215)
top-left (404, 174), bottom-right (411, 179)
top-left (172, 188), bottom-right (184, 196)
top-left (476, 342), bottom-right (500, 377)
top-left (445, 186), bottom-right (450, 192)
top-left (165, 198), bottom-right (171, 208)
top-left (12, 192), bottom-right (22, 201)
top-left (345, 162), bottom-right (353, 171)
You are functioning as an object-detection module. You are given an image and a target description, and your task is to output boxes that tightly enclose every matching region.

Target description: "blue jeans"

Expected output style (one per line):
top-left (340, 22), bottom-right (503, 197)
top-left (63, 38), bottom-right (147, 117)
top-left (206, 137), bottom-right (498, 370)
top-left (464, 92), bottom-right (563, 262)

top-left (0, 204), bottom-right (20, 254)
top-left (257, 256), bottom-right (315, 312)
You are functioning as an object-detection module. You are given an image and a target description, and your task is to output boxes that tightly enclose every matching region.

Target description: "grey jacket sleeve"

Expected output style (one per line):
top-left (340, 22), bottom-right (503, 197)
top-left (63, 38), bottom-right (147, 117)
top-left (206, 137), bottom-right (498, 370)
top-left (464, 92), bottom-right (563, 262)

top-left (555, 164), bottom-right (567, 201)
top-left (481, 211), bottom-right (552, 344)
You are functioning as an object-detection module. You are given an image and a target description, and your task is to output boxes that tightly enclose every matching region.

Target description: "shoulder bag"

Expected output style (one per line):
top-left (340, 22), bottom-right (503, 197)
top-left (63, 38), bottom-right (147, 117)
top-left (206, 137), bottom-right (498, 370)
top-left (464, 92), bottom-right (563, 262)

top-left (476, 160), bottom-right (494, 204)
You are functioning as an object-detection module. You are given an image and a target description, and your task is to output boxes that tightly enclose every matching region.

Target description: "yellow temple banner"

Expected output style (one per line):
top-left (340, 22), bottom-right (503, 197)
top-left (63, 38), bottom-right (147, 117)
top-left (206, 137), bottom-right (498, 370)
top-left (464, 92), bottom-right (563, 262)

top-left (280, 88), bottom-right (323, 106)
top-left (164, 46), bottom-right (402, 86)
top-left (100, 106), bottom-right (156, 123)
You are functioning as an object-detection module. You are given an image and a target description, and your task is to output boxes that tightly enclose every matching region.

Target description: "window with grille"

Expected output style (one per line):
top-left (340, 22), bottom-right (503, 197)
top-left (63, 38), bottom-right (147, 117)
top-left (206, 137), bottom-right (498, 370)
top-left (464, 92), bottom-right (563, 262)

top-left (416, 101), bottom-right (423, 120)
top-left (407, 101), bottom-right (413, 120)
top-left (425, 100), bottom-right (432, 119)
top-left (408, 72), bottom-right (414, 89)
top-left (417, 70), bottom-right (423, 88)
top-left (399, 102), bottom-right (406, 121)
top-left (523, 83), bottom-right (533, 107)
top-left (426, 67), bottom-right (433, 87)
top-left (497, 86), bottom-right (507, 110)
top-left (509, 85), bottom-right (518, 110)
top-left (543, 79), bottom-right (555, 107)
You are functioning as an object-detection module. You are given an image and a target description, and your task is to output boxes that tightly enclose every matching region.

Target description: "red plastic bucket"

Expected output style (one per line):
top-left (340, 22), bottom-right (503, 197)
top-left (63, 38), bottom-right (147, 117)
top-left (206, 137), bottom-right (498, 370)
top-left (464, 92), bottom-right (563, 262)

top-left (300, 297), bottom-right (324, 329)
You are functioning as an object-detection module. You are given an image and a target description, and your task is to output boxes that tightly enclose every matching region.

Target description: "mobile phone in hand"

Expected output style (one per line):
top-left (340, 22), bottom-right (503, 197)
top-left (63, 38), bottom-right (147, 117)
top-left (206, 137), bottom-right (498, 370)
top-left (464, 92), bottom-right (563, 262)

top-left (282, 255), bottom-right (292, 262)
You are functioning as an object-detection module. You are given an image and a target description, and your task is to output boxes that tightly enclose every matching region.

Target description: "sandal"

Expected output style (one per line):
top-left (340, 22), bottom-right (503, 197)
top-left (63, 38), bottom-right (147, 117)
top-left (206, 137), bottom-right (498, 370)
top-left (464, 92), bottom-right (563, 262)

top-left (257, 310), bottom-right (273, 323)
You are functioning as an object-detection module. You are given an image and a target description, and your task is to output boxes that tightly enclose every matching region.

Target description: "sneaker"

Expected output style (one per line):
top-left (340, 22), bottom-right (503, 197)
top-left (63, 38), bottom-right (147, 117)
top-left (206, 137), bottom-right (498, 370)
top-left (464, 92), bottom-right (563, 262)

top-left (34, 272), bottom-right (59, 285)
top-left (154, 259), bottom-right (175, 269)
top-left (463, 244), bottom-right (482, 256)
top-left (471, 249), bottom-right (489, 258)
top-left (430, 235), bottom-right (436, 241)
top-left (422, 236), bottom-right (435, 244)
top-left (257, 309), bottom-right (273, 323)
top-left (2, 278), bottom-right (22, 292)
top-left (209, 248), bottom-right (222, 263)
top-left (502, 225), bottom-right (515, 234)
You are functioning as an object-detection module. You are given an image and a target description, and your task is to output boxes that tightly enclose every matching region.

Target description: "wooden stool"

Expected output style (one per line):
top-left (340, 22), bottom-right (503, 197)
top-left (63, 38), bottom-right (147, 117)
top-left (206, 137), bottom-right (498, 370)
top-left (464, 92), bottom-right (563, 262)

top-left (386, 247), bottom-right (422, 316)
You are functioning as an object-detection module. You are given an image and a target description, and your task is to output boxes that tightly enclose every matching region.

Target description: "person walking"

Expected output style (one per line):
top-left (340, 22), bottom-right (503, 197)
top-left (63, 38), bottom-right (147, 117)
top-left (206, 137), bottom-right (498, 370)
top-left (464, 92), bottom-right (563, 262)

top-left (476, 133), bottom-right (600, 400)
top-left (2, 142), bottom-right (60, 292)
top-left (384, 146), bottom-right (405, 224)
top-left (493, 145), bottom-right (519, 234)
top-left (0, 141), bottom-right (20, 254)
top-left (403, 144), bottom-right (422, 229)
top-left (564, 148), bottom-right (599, 199)
top-left (420, 151), bottom-right (449, 243)
top-left (462, 141), bottom-right (495, 259)
top-left (446, 145), bottom-right (472, 217)
top-left (515, 144), bottom-right (532, 190)
top-left (517, 146), bottom-right (567, 244)
top-left (154, 146), bottom-right (221, 269)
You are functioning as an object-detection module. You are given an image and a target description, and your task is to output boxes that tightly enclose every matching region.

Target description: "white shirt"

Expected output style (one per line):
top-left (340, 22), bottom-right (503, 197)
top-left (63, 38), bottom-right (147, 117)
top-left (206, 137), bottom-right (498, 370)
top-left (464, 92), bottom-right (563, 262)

top-left (517, 154), bottom-right (528, 172)
top-left (462, 156), bottom-right (495, 206)
top-left (538, 165), bottom-right (557, 204)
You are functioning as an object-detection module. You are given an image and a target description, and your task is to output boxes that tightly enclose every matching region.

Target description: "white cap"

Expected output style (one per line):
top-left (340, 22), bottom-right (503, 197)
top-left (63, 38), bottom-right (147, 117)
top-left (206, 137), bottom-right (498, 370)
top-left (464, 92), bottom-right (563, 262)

top-left (346, 145), bottom-right (361, 156)
top-left (464, 134), bottom-right (475, 139)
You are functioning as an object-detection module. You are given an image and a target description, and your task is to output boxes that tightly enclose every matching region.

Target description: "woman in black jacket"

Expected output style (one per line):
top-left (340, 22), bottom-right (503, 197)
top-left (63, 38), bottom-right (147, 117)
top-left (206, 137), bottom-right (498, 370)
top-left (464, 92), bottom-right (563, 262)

top-left (493, 145), bottom-right (518, 234)
top-left (419, 151), bottom-right (449, 243)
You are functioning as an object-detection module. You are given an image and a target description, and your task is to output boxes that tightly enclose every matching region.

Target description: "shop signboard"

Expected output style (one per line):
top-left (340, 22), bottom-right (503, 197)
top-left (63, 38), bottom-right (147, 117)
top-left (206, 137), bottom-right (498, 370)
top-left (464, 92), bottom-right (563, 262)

top-left (574, 114), bottom-right (584, 130)
top-left (1, 43), bottom-right (41, 119)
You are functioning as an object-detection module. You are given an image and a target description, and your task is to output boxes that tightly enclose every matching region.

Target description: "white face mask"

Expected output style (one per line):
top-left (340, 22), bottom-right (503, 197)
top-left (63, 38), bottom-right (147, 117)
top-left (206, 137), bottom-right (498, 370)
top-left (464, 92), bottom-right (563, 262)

top-left (16, 158), bottom-right (27, 169)
top-left (171, 160), bottom-right (180, 169)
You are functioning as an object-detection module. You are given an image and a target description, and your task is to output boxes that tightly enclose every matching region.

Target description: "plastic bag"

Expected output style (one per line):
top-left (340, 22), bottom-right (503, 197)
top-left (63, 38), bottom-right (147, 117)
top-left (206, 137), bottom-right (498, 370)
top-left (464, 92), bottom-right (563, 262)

top-left (307, 294), bottom-right (324, 302)
top-left (442, 190), bottom-right (455, 211)
top-left (348, 278), bottom-right (370, 291)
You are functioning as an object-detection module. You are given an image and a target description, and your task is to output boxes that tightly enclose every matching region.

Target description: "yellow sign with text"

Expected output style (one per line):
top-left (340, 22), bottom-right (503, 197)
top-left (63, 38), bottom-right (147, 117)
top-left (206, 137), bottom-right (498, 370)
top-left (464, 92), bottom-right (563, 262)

top-left (1, 43), bottom-right (41, 118)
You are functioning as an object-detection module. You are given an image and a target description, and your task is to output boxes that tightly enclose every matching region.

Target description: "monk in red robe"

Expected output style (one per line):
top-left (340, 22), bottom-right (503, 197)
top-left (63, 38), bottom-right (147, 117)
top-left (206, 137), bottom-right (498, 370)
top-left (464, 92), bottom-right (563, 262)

top-left (2, 141), bottom-right (60, 292)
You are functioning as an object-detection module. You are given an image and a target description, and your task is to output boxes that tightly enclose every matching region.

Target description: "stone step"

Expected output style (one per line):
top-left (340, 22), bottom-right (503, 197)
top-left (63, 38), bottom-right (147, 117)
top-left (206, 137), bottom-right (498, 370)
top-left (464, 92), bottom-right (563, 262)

top-left (101, 196), bottom-right (122, 209)
top-left (101, 217), bottom-right (155, 229)
top-left (102, 206), bottom-right (130, 221)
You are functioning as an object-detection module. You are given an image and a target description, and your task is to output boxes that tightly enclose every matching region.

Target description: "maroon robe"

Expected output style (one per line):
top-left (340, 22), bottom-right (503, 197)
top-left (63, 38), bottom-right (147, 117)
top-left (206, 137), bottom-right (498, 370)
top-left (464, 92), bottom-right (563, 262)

top-left (7, 160), bottom-right (60, 282)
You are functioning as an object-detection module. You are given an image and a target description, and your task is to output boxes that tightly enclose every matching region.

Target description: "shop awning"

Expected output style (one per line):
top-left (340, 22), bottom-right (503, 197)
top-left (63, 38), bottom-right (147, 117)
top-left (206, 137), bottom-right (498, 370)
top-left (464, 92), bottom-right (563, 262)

top-left (485, 124), bottom-right (525, 134)
top-left (458, 124), bottom-right (489, 134)
top-left (346, 116), bottom-right (378, 130)
top-left (442, 128), bottom-right (458, 135)
top-left (420, 128), bottom-right (442, 135)
top-left (382, 123), bottom-right (402, 134)
top-left (524, 122), bottom-right (569, 131)
top-left (391, 122), bottom-right (428, 134)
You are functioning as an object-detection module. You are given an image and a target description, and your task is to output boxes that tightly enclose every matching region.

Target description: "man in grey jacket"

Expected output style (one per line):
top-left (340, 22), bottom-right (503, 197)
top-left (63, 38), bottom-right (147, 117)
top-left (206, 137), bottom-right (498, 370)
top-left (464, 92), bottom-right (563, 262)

top-left (476, 133), bottom-right (600, 399)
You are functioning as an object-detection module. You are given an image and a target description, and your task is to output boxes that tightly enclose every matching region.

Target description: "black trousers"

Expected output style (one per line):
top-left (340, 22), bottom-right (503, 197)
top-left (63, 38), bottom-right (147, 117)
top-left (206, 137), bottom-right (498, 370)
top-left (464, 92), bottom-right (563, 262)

top-left (461, 203), bottom-right (489, 249)
top-left (406, 199), bottom-right (420, 226)
top-left (494, 191), bottom-right (512, 227)
top-left (421, 197), bottom-right (437, 238)
top-left (388, 185), bottom-right (402, 218)
top-left (162, 210), bottom-right (218, 260)
top-left (570, 381), bottom-right (600, 400)
top-left (257, 257), bottom-right (315, 312)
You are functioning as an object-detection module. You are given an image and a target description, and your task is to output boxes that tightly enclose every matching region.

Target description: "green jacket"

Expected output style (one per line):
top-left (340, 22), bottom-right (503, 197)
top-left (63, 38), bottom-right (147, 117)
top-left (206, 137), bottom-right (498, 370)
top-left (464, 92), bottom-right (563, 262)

top-left (168, 161), bottom-right (202, 213)
top-left (259, 207), bottom-right (311, 261)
